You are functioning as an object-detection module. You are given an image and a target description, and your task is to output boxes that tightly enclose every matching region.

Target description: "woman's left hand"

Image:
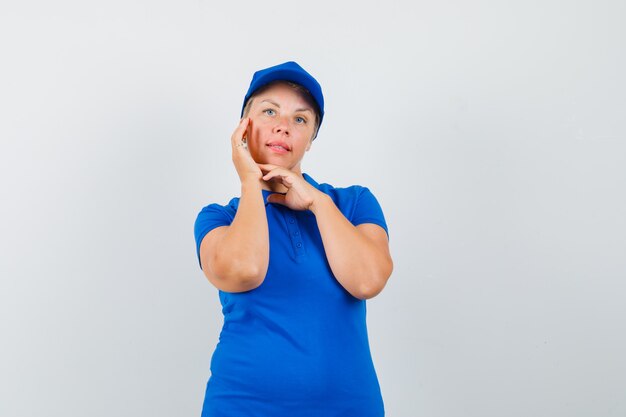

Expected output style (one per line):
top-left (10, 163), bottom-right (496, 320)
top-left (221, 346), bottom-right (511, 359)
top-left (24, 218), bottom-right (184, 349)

top-left (258, 164), bottom-right (325, 211)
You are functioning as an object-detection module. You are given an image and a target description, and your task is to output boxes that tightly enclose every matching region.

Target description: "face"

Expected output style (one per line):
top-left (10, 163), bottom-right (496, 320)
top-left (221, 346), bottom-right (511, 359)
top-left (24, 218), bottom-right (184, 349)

top-left (244, 82), bottom-right (317, 173)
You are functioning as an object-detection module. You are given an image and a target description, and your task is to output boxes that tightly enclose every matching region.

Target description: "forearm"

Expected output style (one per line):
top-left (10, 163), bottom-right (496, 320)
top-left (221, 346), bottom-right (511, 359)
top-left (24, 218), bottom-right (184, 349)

top-left (310, 194), bottom-right (392, 299)
top-left (214, 179), bottom-right (269, 283)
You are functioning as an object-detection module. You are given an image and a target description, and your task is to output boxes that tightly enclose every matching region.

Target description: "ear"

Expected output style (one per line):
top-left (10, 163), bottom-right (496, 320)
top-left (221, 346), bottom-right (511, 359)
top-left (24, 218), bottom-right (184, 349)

top-left (305, 138), bottom-right (313, 152)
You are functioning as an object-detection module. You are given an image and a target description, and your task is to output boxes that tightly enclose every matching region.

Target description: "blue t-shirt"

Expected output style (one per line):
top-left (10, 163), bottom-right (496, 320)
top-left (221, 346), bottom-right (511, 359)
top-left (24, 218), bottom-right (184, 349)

top-left (193, 173), bottom-right (389, 417)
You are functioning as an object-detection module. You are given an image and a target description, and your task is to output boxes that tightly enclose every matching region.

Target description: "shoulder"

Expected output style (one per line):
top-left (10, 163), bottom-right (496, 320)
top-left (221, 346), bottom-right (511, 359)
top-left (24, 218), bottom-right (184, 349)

top-left (312, 176), bottom-right (389, 238)
top-left (314, 178), bottom-right (384, 215)
top-left (316, 179), bottom-right (378, 205)
top-left (194, 196), bottom-right (240, 235)
top-left (193, 196), bottom-right (241, 267)
top-left (196, 196), bottom-right (240, 219)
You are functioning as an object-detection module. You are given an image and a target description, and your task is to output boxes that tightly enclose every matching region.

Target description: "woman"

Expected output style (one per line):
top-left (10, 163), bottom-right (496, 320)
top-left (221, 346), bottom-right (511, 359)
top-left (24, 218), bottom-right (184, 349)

top-left (194, 61), bottom-right (393, 416)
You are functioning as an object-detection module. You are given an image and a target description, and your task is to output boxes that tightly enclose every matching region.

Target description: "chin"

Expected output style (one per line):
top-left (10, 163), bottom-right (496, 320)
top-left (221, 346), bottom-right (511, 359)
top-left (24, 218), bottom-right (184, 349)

top-left (264, 154), bottom-right (291, 164)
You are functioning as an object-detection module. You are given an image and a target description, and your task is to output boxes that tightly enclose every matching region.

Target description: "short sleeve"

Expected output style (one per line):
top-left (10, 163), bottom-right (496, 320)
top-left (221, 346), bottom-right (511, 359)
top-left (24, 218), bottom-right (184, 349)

top-left (193, 203), bottom-right (235, 269)
top-left (351, 187), bottom-right (390, 240)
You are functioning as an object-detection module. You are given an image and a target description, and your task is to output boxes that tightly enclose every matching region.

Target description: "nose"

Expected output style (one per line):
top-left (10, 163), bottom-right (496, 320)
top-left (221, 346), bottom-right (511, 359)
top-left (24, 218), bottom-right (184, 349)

top-left (272, 115), bottom-right (290, 136)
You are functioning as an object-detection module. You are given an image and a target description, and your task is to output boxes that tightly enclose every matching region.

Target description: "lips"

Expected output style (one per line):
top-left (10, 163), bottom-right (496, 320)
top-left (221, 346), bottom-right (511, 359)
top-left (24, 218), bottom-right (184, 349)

top-left (266, 141), bottom-right (291, 152)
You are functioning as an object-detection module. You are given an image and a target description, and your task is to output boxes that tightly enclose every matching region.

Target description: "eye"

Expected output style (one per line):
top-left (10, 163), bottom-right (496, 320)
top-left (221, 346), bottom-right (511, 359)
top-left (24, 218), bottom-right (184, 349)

top-left (295, 116), bottom-right (307, 124)
top-left (263, 109), bottom-right (276, 116)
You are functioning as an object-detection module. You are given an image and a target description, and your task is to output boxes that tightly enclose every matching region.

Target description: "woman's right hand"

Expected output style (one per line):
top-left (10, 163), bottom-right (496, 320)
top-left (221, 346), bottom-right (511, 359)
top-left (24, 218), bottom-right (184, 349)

top-left (231, 117), bottom-right (263, 183)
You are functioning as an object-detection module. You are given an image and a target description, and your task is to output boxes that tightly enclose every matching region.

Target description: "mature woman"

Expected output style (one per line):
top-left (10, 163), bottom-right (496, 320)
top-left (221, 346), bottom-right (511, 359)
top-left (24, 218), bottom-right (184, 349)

top-left (194, 61), bottom-right (393, 416)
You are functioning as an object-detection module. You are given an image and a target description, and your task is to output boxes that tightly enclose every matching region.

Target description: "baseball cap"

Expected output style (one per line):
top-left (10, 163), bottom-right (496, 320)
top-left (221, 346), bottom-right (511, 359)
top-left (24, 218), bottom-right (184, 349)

top-left (240, 61), bottom-right (325, 129)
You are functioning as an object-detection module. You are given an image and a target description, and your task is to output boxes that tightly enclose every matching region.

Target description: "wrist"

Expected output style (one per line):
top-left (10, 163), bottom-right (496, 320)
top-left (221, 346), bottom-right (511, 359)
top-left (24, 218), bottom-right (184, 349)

top-left (241, 177), bottom-right (264, 192)
top-left (309, 192), bottom-right (330, 215)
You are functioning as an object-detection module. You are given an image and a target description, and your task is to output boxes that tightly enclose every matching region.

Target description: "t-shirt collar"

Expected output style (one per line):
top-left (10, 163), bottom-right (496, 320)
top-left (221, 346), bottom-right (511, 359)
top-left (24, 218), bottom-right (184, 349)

top-left (302, 172), bottom-right (320, 189)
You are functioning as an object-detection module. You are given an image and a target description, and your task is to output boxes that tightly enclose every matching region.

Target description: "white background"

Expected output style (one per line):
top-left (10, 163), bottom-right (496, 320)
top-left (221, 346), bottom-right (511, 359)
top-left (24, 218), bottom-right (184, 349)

top-left (1, 1), bottom-right (625, 416)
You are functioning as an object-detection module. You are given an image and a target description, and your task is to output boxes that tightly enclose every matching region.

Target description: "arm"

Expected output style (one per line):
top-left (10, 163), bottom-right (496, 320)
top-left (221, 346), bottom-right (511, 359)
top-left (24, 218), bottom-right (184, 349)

top-left (309, 194), bottom-right (393, 300)
top-left (258, 164), bottom-right (393, 300)
top-left (199, 118), bottom-right (269, 292)
top-left (199, 179), bottom-right (269, 292)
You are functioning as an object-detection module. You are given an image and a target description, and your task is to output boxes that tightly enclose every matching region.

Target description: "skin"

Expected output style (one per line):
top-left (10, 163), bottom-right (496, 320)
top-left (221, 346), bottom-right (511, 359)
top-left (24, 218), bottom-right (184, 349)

top-left (199, 82), bottom-right (393, 299)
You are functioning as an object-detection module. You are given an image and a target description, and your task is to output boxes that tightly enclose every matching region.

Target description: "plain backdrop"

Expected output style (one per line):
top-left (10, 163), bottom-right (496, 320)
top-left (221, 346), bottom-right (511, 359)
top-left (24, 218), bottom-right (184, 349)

top-left (1, 1), bottom-right (625, 416)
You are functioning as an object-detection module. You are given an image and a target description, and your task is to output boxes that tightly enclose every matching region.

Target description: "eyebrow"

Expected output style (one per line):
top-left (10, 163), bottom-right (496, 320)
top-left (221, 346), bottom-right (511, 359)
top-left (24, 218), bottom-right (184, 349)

top-left (260, 99), bottom-right (313, 113)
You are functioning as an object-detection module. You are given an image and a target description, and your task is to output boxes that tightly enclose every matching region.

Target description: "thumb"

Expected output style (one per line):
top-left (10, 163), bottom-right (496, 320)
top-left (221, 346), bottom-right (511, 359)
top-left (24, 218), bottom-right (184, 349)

top-left (266, 193), bottom-right (286, 205)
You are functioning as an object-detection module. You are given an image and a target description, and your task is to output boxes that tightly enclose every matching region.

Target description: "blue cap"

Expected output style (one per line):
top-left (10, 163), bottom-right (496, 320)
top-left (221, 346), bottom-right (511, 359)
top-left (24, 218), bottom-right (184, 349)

top-left (241, 61), bottom-right (325, 130)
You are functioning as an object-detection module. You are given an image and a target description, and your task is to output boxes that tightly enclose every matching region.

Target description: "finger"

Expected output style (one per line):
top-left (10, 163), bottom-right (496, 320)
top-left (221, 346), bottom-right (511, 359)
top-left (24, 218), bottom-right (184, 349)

top-left (258, 164), bottom-right (287, 177)
top-left (266, 193), bottom-right (286, 206)
top-left (262, 169), bottom-right (290, 181)
top-left (231, 118), bottom-right (250, 148)
top-left (257, 163), bottom-right (280, 173)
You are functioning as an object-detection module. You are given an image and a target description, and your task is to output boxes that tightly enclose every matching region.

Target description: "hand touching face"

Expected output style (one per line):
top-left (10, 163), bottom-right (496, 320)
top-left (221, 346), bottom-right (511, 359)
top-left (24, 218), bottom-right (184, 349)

top-left (258, 163), bottom-right (326, 211)
top-left (244, 82), bottom-right (317, 173)
top-left (230, 117), bottom-right (263, 183)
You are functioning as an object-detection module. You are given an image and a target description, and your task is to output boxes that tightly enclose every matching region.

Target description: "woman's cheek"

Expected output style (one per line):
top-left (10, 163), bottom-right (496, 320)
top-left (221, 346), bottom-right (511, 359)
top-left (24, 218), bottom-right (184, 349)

top-left (249, 127), bottom-right (265, 160)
